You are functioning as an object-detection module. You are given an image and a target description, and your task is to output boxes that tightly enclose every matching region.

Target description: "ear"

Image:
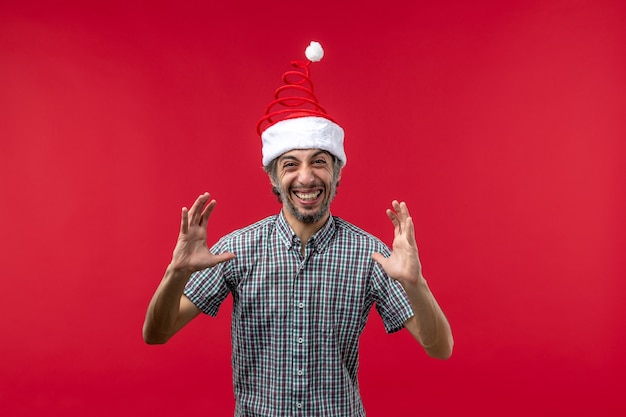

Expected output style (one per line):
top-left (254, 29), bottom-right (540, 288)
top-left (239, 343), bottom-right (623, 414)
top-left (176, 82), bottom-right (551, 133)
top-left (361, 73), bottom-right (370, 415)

top-left (336, 168), bottom-right (343, 182)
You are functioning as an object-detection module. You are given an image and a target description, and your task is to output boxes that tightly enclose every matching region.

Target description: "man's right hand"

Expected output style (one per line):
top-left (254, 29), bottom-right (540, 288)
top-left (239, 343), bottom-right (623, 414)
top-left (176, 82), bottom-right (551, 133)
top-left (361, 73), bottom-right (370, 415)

top-left (170, 192), bottom-right (236, 274)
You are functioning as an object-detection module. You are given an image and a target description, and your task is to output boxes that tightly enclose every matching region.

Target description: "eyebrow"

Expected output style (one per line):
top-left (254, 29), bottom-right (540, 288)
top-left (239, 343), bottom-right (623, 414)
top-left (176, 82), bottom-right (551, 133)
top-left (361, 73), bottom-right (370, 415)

top-left (278, 150), bottom-right (330, 163)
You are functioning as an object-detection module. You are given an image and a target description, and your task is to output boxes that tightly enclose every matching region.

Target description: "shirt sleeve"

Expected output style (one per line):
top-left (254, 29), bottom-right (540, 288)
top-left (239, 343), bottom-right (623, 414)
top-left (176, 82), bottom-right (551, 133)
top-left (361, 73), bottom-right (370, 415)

top-left (183, 239), bottom-right (232, 317)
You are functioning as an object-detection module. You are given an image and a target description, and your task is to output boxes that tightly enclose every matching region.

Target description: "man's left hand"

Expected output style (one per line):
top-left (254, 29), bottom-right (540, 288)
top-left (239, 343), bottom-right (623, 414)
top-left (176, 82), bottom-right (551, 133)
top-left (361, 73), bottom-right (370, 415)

top-left (372, 200), bottom-right (424, 286)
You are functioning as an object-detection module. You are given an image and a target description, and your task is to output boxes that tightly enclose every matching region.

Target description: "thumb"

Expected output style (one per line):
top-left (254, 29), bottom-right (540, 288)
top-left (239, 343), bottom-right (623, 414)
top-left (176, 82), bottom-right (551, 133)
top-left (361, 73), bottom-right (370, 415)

top-left (371, 252), bottom-right (387, 266)
top-left (211, 252), bottom-right (237, 266)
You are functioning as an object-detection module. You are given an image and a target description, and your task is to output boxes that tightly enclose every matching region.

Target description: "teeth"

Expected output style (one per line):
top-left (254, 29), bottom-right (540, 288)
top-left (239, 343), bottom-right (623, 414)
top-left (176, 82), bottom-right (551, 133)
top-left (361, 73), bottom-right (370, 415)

top-left (295, 191), bottom-right (321, 201)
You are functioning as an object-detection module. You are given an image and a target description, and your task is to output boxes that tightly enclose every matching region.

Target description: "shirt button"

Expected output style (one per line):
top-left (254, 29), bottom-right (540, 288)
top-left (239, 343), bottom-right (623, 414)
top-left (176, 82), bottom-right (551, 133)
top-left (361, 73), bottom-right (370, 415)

top-left (297, 337), bottom-right (304, 344)
top-left (296, 402), bottom-right (303, 409)
top-left (298, 302), bottom-right (304, 308)
top-left (297, 369), bottom-right (304, 376)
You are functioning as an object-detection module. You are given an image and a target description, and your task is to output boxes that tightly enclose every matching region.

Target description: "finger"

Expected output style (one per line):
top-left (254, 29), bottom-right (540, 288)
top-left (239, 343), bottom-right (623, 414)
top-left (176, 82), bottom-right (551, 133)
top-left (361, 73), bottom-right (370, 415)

top-left (391, 200), bottom-right (401, 215)
top-left (391, 200), bottom-right (405, 225)
top-left (189, 193), bottom-right (210, 225)
top-left (200, 199), bottom-right (217, 227)
top-left (393, 201), bottom-right (410, 222)
top-left (386, 208), bottom-right (399, 225)
top-left (387, 209), bottom-right (403, 236)
top-left (386, 209), bottom-right (401, 235)
top-left (181, 207), bottom-right (189, 234)
top-left (401, 201), bottom-right (412, 219)
top-left (405, 216), bottom-right (416, 244)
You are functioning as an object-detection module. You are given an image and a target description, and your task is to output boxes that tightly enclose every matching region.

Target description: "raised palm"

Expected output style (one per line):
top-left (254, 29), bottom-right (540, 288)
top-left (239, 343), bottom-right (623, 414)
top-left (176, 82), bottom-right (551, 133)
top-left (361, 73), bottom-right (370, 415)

top-left (372, 201), bottom-right (423, 285)
top-left (171, 193), bottom-right (235, 273)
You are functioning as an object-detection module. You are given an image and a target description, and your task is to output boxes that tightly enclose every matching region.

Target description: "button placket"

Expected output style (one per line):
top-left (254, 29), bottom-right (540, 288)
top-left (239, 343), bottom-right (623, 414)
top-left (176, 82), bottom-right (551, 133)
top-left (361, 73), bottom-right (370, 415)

top-left (292, 250), bottom-right (311, 413)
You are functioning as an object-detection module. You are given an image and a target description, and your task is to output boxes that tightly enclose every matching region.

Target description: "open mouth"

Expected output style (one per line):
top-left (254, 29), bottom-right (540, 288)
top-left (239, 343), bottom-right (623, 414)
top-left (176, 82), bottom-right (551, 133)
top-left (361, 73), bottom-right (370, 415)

top-left (293, 190), bottom-right (322, 202)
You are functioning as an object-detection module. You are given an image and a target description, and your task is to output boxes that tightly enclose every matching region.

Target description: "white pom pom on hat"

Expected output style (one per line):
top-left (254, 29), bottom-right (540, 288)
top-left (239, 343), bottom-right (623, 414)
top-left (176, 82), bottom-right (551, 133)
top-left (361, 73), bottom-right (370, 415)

top-left (305, 41), bottom-right (324, 62)
top-left (257, 41), bottom-right (346, 167)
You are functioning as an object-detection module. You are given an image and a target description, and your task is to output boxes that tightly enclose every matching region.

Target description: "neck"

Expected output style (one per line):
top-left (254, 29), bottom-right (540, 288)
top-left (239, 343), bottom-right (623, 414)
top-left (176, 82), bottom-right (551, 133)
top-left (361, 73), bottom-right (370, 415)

top-left (282, 208), bottom-right (329, 249)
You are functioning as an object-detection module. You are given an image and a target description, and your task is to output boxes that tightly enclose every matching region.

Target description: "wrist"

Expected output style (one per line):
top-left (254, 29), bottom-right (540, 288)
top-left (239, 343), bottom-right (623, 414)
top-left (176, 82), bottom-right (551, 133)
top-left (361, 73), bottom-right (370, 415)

top-left (400, 272), bottom-right (427, 291)
top-left (166, 262), bottom-right (195, 280)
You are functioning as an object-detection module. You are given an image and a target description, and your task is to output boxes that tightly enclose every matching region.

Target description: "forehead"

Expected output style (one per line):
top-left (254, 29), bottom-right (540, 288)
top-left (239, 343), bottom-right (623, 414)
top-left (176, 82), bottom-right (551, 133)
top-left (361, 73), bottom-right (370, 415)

top-left (278, 149), bottom-right (332, 161)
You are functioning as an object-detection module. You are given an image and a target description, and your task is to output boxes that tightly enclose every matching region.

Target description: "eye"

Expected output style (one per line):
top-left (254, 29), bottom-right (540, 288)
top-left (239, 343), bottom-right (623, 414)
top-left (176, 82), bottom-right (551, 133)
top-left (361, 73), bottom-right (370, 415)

top-left (313, 158), bottom-right (327, 165)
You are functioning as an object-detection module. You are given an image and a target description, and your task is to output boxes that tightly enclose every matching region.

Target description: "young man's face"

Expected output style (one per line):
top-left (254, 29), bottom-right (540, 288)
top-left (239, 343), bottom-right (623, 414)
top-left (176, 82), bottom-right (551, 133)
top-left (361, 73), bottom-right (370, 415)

top-left (271, 148), bottom-right (340, 226)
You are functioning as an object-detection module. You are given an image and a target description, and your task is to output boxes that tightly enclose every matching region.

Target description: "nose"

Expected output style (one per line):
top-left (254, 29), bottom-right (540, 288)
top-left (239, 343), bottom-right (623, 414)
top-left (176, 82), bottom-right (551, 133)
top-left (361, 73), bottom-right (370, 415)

top-left (297, 164), bottom-right (315, 185)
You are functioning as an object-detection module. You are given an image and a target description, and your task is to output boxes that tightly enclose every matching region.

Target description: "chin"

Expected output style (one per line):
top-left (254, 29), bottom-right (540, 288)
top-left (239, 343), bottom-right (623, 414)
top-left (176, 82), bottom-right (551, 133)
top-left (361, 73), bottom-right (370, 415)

top-left (290, 205), bottom-right (328, 224)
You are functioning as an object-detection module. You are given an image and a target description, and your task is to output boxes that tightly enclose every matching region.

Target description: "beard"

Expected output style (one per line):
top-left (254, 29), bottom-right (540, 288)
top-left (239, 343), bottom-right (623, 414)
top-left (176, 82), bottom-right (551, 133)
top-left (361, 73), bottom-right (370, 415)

top-left (286, 195), bottom-right (331, 224)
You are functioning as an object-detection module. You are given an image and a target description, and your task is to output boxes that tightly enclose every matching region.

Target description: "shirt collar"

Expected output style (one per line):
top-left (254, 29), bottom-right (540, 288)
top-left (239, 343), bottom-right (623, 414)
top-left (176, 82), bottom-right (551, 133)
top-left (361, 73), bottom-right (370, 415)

top-left (275, 210), bottom-right (336, 253)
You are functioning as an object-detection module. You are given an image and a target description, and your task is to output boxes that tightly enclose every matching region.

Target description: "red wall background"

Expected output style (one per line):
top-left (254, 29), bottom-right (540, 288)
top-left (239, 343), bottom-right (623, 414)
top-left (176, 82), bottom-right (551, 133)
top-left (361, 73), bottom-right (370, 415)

top-left (1, 0), bottom-right (625, 415)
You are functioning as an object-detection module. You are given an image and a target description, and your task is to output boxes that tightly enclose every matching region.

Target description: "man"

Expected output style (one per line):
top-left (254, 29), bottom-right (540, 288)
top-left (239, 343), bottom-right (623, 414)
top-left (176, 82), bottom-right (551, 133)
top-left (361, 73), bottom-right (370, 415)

top-left (143, 41), bottom-right (453, 416)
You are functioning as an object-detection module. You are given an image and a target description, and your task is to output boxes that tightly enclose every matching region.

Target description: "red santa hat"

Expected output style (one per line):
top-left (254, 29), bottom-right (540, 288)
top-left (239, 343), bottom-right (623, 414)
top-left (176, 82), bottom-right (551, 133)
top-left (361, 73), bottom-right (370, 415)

top-left (257, 41), bottom-right (346, 167)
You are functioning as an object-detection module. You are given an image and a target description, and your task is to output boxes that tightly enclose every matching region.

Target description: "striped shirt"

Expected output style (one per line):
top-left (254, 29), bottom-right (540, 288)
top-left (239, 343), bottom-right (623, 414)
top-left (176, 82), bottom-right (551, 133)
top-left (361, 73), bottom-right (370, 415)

top-left (184, 211), bottom-right (414, 416)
